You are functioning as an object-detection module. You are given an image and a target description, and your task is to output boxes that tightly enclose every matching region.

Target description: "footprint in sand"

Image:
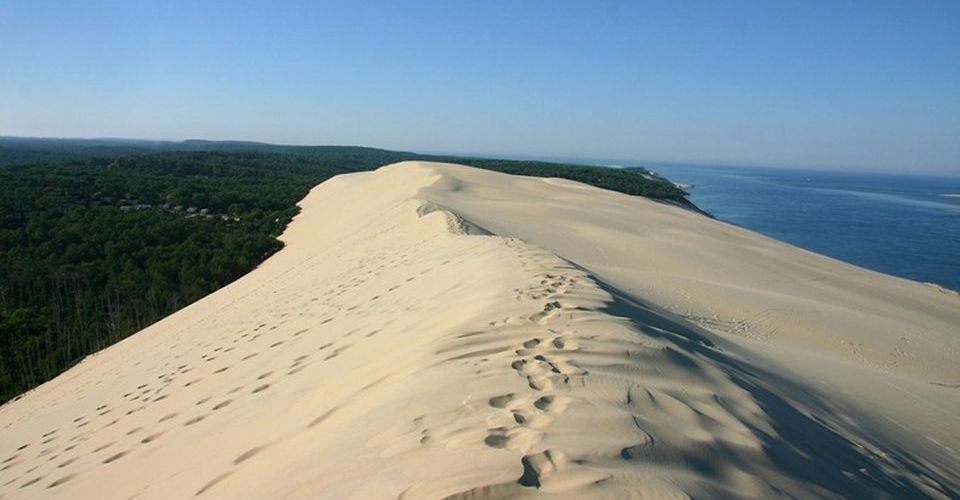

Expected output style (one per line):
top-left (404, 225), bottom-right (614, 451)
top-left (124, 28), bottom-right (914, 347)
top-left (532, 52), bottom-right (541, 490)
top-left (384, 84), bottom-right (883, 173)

top-left (47, 473), bottom-right (76, 488)
top-left (212, 400), bottom-right (232, 411)
top-left (141, 432), bottom-right (163, 444)
top-left (102, 451), bottom-right (128, 464)
top-left (488, 393), bottom-right (515, 409)
top-left (184, 415), bottom-right (206, 426)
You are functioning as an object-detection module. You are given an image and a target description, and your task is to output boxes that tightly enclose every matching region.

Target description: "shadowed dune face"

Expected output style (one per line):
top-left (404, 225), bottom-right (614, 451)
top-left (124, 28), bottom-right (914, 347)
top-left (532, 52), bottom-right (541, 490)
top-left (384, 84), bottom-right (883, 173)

top-left (1, 161), bottom-right (957, 499)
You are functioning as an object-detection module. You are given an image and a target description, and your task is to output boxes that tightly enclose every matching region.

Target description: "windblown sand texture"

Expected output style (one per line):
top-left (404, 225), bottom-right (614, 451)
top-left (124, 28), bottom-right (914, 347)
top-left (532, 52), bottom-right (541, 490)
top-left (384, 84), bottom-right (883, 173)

top-left (2, 162), bottom-right (958, 498)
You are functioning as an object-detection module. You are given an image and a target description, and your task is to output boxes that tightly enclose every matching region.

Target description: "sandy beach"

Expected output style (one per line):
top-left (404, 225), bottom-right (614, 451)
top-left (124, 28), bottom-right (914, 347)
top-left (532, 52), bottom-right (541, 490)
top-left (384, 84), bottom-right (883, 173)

top-left (1, 161), bottom-right (958, 498)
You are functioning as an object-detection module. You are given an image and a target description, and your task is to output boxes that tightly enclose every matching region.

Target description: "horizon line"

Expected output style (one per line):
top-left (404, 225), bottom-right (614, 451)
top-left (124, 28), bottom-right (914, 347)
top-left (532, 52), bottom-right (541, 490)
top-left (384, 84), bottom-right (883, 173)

top-left (2, 134), bottom-right (957, 177)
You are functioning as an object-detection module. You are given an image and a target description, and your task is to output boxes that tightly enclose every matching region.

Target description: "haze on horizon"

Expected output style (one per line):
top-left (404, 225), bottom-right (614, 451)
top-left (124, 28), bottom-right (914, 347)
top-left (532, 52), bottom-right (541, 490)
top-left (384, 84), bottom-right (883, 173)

top-left (1, 1), bottom-right (958, 174)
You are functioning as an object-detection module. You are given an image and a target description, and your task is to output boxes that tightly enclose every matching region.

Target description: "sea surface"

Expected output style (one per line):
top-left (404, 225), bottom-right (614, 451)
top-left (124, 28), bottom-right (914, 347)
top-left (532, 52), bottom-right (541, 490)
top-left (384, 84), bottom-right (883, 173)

top-left (639, 163), bottom-right (960, 291)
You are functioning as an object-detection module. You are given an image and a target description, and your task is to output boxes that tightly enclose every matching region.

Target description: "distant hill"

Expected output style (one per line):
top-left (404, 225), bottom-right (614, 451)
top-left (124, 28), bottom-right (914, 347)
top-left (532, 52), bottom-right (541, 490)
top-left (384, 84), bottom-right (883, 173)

top-left (0, 137), bottom-right (422, 167)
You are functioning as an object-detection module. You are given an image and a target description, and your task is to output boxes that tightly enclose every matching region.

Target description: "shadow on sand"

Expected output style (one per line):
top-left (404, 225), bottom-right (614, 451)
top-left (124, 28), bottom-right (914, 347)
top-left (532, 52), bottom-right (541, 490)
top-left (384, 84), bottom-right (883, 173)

top-left (597, 277), bottom-right (957, 498)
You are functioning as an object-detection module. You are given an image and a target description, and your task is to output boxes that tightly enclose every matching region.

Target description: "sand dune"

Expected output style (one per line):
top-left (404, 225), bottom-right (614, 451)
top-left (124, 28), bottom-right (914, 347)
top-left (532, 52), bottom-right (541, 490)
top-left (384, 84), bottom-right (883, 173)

top-left (1, 161), bottom-right (958, 499)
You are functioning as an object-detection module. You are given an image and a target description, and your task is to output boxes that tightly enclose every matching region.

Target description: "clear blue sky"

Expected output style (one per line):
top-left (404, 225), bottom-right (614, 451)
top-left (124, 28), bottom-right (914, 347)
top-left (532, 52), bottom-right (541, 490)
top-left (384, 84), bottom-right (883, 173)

top-left (1, 1), bottom-right (958, 173)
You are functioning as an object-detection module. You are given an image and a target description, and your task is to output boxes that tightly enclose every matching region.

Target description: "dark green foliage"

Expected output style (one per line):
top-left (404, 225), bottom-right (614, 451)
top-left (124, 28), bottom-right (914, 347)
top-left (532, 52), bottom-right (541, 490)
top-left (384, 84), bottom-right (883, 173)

top-left (0, 141), bottom-right (692, 404)
top-left (446, 159), bottom-right (688, 201)
top-left (0, 137), bottom-right (687, 201)
top-left (0, 150), bottom-right (394, 403)
top-left (0, 137), bottom-right (420, 168)
top-left (0, 137), bottom-right (162, 166)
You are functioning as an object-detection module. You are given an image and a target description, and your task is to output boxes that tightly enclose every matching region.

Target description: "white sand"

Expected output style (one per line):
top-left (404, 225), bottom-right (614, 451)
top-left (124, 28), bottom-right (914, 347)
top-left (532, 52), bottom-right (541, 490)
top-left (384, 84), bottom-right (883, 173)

top-left (1, 161), bottom-right (958, 498)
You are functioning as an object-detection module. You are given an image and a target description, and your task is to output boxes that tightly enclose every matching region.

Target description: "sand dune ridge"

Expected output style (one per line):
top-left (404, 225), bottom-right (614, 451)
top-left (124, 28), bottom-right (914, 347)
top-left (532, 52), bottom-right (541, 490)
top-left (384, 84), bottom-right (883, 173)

top-left (1, 162), bottom-right (957, 499)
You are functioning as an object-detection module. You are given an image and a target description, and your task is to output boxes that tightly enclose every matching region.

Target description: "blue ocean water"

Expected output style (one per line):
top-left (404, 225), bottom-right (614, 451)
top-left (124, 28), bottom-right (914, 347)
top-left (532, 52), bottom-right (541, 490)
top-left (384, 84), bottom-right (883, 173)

top-left (643, 163), bottom-right (960, 291)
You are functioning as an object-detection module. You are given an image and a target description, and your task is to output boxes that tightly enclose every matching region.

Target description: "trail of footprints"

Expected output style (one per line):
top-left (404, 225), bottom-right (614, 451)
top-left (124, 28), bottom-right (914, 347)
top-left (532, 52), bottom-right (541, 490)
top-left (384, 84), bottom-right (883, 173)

top-left (0, 227), bottom-right (464, 497)
top-left (408, 240), bottom-right (594, 489)
top-left (484, 247), bottom-right (591, 487)
top-left (0, 335), bottom-right (303, 494)
top-left (411, 236), bottom-right (743, 494)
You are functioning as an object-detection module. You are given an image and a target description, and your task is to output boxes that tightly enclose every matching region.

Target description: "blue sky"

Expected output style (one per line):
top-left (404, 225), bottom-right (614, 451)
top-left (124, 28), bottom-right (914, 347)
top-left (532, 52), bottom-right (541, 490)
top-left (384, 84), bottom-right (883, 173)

top-left (1, 1), bottom-right (958, 173)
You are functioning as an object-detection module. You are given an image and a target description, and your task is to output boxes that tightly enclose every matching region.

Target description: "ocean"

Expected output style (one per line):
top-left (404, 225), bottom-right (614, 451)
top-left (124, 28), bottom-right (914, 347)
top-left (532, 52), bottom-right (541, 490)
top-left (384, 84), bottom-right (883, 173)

top-left (640, 163), bottom-right (960, 291)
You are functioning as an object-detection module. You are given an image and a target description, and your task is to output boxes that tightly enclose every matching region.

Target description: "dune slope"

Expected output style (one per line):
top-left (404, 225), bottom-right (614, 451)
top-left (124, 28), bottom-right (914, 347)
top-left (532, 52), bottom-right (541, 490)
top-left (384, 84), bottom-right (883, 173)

top-left (1, 161), bottom-right (958, 499)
